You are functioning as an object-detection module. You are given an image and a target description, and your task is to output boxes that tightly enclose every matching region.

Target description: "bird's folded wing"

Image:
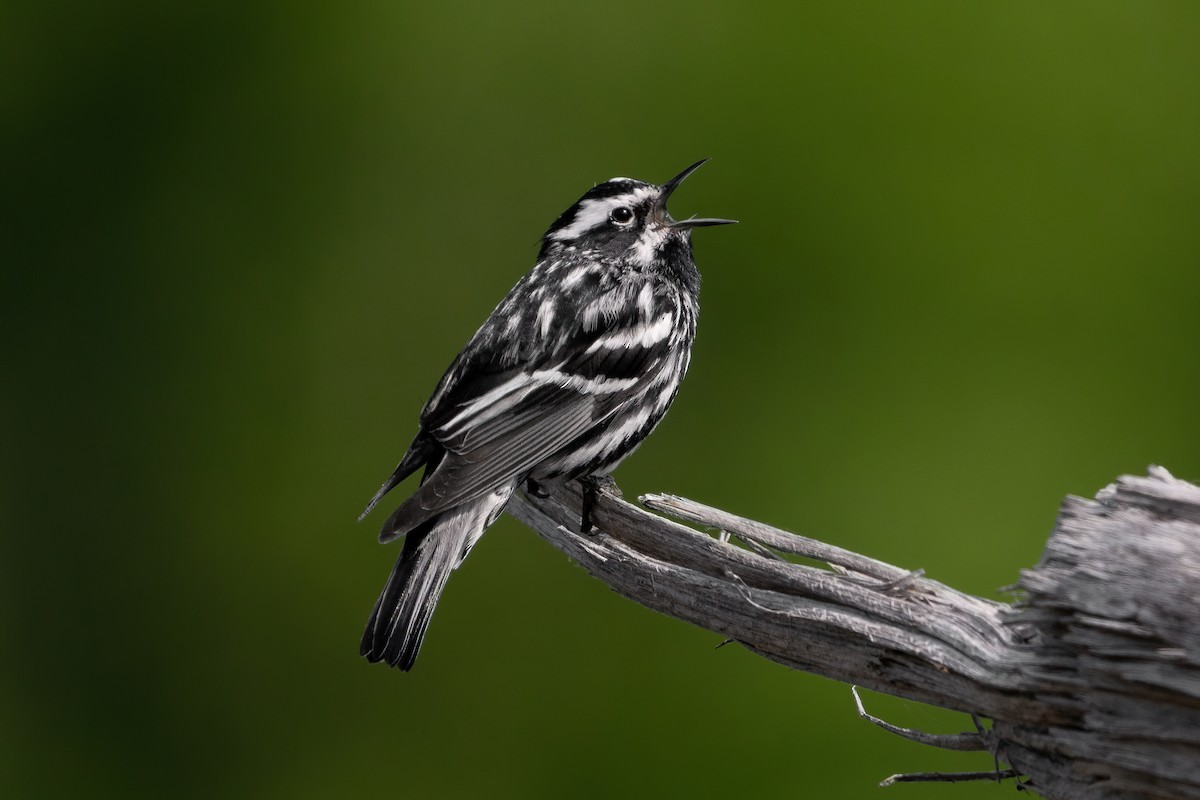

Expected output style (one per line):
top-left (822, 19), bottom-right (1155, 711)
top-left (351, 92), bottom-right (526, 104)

top-left (379, 302), bottom-right (675, 541)
top-left (378, 379), bottom-right (606, 541)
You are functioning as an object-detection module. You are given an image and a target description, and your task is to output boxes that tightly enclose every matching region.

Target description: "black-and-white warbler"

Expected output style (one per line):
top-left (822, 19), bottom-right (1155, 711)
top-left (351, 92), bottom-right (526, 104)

top-left (359, 159), bottom-right (735, 670)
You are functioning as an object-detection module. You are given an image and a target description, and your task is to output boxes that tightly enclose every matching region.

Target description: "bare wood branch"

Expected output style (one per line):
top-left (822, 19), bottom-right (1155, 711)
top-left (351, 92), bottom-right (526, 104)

top-left (507, 467), bottom-right (1200, 800)
top-left (879, 769), bottom-right (1021, 787)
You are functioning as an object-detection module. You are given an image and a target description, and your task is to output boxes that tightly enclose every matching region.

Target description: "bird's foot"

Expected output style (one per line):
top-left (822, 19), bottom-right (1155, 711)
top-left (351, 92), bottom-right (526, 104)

top-left (525, 477), bottom-right (552, 498)
top-left (579, 475), bottom-right (622, 534)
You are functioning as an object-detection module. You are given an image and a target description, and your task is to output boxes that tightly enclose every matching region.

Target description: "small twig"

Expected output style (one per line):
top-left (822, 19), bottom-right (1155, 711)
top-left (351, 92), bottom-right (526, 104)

top-left (641, 493), bottom-right (909, 581)
top-left (731, 533), bottom-right (788, 562)
top-left (972, 713), bottom-right (1005, 779)
top-left (855, 689), bottom-right (1020, 790)
top-left (851, 686), bottom-right (985, 751)
top-left (875, 568), bottom-right (926, 596)
top-left (880, 769), bottom-right (1019, 787)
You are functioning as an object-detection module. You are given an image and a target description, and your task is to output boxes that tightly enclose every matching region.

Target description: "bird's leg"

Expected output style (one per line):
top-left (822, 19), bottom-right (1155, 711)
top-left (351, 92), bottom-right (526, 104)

top-left (525, 477), bottom-right (552, 498)
top-left (579, 475), bottom-right (622, 534)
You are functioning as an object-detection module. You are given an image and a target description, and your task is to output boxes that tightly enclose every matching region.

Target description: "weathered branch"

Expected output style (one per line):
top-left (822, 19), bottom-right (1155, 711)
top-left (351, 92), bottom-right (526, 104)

top-left (507, 466), bottom-right (1200, 800)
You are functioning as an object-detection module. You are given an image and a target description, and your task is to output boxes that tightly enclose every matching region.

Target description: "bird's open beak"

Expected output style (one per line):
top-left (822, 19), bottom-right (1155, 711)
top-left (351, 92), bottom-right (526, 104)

top-left (655, 158), bottom-right (738, 230)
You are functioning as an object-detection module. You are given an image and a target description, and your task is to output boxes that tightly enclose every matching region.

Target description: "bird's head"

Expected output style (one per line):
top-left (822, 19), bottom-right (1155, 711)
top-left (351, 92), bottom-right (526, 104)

top-left (539, 159), bottom-right (736, 265)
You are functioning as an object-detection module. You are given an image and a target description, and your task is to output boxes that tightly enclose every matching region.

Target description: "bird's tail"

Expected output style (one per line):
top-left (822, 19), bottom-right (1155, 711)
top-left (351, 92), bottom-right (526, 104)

top-left (360, 484), bottom-right (513, 670)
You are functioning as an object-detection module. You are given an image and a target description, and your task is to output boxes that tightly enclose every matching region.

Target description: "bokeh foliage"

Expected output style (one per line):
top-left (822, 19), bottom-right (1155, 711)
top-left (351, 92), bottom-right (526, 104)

top-left (4, 1), bottom-right (1198, 797)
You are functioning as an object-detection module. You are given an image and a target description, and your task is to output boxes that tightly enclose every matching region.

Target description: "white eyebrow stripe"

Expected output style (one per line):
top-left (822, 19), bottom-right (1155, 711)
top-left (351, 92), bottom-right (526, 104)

top-left (549, 187), bottom-right (657, 241)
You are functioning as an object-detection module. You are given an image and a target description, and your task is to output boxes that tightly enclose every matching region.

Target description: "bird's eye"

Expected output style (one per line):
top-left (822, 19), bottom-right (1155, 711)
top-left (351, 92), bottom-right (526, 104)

top-left (609, 206), bottom-right (634, 225)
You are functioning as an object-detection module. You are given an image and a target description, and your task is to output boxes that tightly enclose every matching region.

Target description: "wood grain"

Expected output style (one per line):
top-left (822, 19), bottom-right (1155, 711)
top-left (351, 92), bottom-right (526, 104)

top-left (508, 467), bottom-right (1200, 799)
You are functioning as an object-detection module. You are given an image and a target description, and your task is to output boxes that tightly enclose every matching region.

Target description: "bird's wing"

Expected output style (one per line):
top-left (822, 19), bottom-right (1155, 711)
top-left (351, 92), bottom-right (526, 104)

top-left (376, 280), bottom-right (674, 541)
top-left (392, 384), bottom-right (603, 528)
top-left (357, 432), bottom-right (437, 521)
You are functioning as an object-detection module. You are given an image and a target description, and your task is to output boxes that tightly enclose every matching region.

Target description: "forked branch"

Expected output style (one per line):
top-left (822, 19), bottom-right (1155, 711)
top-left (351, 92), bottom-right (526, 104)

top-left (507, 467), bottom-right (1200, 800)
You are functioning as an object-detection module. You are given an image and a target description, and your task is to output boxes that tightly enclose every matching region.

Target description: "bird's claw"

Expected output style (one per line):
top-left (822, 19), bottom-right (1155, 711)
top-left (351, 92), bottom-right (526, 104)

top-left (579, 475), bottom-right (621, 534)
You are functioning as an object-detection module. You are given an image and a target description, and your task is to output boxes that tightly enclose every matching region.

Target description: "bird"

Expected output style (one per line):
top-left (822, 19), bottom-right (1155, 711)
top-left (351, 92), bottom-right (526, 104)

top-left (358, 159), bottom-right (735, 670)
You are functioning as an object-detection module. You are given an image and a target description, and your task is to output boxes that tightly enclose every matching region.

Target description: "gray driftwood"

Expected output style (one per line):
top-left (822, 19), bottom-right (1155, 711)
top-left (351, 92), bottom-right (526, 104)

top-left (507, 466), bottom-right (1200, 799)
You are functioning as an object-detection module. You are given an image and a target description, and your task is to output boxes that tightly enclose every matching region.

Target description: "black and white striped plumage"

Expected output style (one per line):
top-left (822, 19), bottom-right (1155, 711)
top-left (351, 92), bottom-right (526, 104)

top-left (359, 160), bottom-right (735, 670)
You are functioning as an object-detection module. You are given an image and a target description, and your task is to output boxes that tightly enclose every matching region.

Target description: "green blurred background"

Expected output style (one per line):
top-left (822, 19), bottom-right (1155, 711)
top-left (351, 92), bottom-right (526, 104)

top-left (5, 1), bottom-right (1199, 797)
